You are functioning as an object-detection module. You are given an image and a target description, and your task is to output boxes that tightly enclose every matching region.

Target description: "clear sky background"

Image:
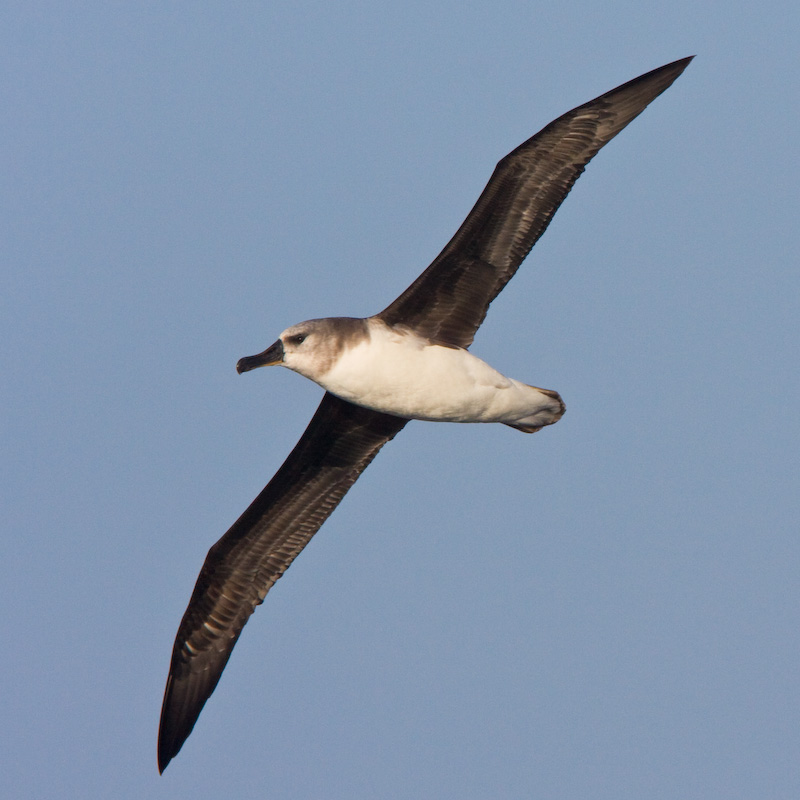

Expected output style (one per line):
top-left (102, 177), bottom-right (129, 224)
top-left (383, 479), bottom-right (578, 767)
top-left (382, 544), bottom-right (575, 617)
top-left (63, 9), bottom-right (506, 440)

top-left (3, 3), bottom-right (798, 798)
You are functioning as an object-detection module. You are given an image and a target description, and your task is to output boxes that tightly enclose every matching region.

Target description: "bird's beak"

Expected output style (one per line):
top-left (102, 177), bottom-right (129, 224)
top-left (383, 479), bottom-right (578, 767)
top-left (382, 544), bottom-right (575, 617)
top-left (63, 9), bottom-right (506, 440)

top-left (236, 340), bottom-right (284, 374)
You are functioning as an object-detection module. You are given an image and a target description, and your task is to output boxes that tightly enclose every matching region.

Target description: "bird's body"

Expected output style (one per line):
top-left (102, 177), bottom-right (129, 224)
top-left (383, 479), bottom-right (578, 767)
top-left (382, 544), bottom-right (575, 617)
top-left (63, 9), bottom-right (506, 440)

top-left (262, 317), bottom-right (565, 431)
top-left (158, 56), bottom-right (693, 772)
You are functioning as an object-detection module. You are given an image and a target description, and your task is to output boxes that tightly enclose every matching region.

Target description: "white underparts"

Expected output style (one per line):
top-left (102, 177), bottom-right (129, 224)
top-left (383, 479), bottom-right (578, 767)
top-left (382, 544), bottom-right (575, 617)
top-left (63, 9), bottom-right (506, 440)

top-left (294, 320), bottom-right (564, 431)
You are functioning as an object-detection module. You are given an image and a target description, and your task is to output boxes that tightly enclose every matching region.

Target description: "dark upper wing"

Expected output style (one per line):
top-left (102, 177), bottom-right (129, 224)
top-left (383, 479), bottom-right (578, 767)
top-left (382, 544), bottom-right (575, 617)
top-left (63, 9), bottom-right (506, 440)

top-left (158, 393), bottom-right (407, 772)
top-left (377, 56), bottom-right (693, 348)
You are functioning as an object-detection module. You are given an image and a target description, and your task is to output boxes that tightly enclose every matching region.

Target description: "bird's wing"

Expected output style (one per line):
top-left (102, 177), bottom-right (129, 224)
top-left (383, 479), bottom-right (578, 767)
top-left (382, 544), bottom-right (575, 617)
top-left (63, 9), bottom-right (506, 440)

top-left (158, 393), bottom-right (407, 772)
top-left (376, 56), bottom-right (693, 348)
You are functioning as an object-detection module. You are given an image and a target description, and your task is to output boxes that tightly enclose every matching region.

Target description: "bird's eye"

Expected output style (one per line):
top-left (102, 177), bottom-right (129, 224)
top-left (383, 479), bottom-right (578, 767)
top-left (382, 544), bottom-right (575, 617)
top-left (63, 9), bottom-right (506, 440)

top-left (290, 334), bottom-right (306, 345)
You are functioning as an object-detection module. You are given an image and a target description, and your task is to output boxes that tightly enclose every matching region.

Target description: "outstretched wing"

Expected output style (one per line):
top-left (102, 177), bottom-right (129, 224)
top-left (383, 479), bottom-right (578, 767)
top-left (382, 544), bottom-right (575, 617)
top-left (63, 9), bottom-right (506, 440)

top-left (158, 393), bottom-right (407, 772)
top-left (377, 56), bottom-right (693, 348)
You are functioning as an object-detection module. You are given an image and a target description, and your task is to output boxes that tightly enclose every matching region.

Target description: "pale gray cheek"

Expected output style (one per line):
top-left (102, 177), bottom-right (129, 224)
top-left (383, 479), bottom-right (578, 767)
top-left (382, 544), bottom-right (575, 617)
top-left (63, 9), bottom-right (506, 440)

top-left (316, 347), bottom-right (339, 375)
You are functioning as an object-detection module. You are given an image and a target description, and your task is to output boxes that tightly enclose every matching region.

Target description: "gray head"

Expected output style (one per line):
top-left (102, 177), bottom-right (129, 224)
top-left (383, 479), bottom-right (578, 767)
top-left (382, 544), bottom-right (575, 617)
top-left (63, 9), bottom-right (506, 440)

top-left (236, 317), bottom-right (369, 381)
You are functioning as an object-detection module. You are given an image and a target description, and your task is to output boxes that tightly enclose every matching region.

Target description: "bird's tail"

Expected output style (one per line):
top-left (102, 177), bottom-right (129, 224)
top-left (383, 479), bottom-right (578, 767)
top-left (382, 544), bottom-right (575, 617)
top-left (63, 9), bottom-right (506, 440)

top-left (504, 386), bottom-right (565, 433)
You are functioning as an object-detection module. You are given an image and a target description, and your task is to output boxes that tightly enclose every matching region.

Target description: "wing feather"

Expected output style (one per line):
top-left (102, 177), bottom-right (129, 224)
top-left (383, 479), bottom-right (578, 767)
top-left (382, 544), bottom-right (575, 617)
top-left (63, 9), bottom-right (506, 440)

top-left (377, 56), bottom-right (693, 347)
top-left (158, 393), bottom-right (407, 771)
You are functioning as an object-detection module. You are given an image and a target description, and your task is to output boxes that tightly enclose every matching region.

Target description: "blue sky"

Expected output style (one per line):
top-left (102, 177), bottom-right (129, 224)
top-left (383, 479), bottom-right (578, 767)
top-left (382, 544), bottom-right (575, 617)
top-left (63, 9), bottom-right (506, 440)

top-left (3, 2), bottom-right (798, 798)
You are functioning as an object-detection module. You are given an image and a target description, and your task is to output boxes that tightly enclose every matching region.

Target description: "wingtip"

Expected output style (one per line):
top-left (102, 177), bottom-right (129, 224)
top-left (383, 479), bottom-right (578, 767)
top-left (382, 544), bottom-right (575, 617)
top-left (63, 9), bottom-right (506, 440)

top-left (157, 672), bottom-right (182, 774)
top-left (640, 54), bottom-right (695, 84)
top-left (593, 54), bottom-right (694, 119)
top-left (663, 55), bottom-right (695, 78)
top-left (157, 733), bottom-right (175, 774)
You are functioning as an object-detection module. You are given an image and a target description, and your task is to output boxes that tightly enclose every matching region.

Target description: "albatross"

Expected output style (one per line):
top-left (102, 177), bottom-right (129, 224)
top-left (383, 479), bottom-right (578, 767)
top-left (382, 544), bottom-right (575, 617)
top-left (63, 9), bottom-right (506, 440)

top-left (158, 56), bottom-right (692, 771)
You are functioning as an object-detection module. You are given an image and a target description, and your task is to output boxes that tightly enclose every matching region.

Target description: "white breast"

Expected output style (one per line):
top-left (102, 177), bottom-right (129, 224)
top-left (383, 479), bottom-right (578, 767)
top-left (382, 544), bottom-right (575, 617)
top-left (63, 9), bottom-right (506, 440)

top-left (314, 320), bottom-right (560, 428)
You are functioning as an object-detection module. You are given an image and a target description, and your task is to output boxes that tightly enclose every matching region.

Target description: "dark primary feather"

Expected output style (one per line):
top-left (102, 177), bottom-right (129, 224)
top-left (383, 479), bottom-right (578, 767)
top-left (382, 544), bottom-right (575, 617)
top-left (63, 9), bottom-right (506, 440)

top-left (158, 394), bottom-right (406, 771)
top-left (378, 56), bottom-right (693, 348)
top-left (158, 56), bottom-right (692, 772)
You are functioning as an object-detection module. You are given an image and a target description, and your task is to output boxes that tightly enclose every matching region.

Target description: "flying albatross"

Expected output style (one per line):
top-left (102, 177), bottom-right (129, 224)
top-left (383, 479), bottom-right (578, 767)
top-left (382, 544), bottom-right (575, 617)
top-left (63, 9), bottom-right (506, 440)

top-left (158, 56), bottom-right (692, 771)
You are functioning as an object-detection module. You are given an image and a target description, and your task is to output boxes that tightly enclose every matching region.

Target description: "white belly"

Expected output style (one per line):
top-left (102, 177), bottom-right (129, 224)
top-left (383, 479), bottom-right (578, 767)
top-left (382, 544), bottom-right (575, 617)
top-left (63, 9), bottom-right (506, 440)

top-left (315, 323), bottom-right (563, 428)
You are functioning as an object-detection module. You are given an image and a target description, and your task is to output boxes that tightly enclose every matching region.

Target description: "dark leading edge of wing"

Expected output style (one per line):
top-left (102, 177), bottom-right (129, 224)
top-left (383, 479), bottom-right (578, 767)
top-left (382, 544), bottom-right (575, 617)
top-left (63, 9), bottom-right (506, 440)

top-left (378, 56), bottom-right (693, 349)
top-left (158, 56), bottom-right (692, 772)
